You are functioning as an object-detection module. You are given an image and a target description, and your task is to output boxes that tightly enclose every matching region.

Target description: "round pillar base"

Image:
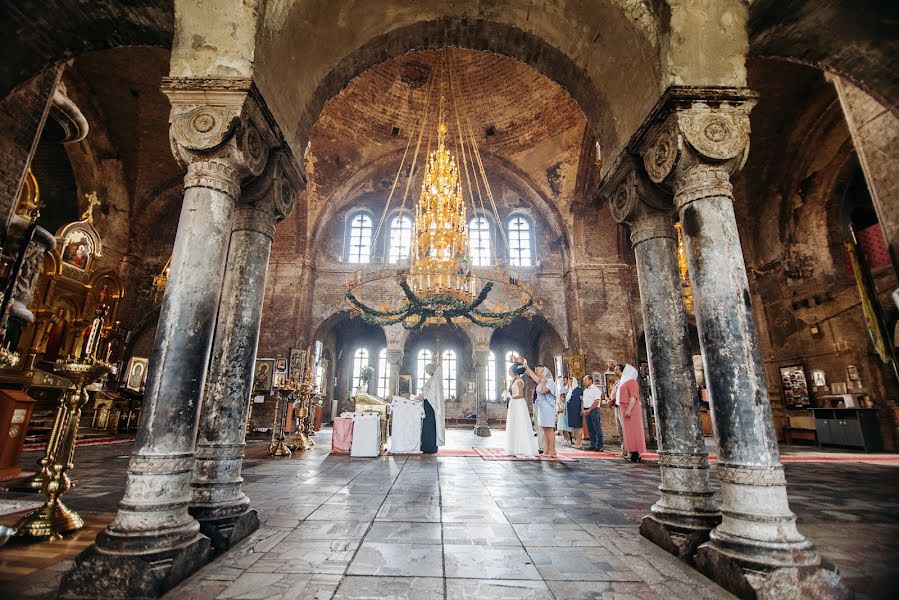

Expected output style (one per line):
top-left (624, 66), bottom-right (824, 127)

top-left (195, 509), bottom-right (259, 553)
top-left (58, 532), bottom-right (211, 599)
top-left (474, 424), bottom-right (491, 437)
top-left (640, 508), bottom-right (720, 560)
top-left (696, 541), bottom-right (852, 600)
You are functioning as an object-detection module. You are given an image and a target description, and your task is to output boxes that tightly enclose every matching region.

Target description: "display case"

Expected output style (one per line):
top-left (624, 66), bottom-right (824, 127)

top-left (811, 408), bottom-right (882, 452)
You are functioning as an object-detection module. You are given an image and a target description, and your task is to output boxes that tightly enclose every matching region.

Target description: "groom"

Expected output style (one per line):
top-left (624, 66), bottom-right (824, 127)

top-left (417, 362), bottom-right (444, 453)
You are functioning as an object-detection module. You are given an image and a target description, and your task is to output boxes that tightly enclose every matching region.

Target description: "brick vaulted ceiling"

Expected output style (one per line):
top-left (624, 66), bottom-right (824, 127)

top-left (305, 48), bottom-right (592, 232)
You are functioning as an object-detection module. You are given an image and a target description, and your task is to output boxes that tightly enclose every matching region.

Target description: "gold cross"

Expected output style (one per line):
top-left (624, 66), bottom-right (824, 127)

top-left (80, 191), bottom-right (102, 224)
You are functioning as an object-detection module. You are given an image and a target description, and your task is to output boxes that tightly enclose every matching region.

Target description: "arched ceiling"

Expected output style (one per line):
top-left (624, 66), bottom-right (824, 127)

top-left (304, 48), bottom-right (592, 247)
top-left (253, 1), bottom-right (661, 165)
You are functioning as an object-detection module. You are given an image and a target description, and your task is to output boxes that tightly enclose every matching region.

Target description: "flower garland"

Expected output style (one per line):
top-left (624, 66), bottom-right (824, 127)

top-left (345, 278), bottom-right (533, 330)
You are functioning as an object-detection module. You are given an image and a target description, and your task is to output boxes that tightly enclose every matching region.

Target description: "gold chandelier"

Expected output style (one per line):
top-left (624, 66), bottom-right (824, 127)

top-left (345, 50), bottom-right (533, 330)
top-left (409, 121), bottom-right (472, 300)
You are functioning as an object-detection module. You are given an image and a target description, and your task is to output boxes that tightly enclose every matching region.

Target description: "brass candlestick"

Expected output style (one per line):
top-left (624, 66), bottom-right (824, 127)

top-left (286, 382), bottom-right (313, 451)
top-left (16, 357), bottom-right (111, 538)
top-left (268, 385), bottom-right (292, 457)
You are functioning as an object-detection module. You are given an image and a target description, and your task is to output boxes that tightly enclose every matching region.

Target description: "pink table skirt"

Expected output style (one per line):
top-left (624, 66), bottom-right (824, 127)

top-left (332, 417), bottom-right (354, 453)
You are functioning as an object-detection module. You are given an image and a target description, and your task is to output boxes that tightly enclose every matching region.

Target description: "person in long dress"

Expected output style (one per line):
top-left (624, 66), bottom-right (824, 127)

top-left (418, 362), bottom-right (444, 453)
top-left (566, 377), bottom-right (583, 449)
top-left (519, 359), bottom-right (558, 458)
top-left (504, 364), bottom-right (538, 457)
top-left (556, 377), bottom-right (571, 446)
top-left (615, 363), bottom-right (647, 462)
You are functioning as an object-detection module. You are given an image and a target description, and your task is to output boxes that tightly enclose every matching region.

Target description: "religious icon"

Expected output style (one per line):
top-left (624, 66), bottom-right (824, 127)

top-left (60, 228), bottom-right (94, 270)
top-left (566, 354), bottom-right (586, 379)
top-left (273, 372), bottom-right (286, 388)
top-left (276, 358), bottom-right (288, 372)
top-left (125, 357), bottom-right (149, 392)
top-left (812, 370), bottom-right (827, 387)
top-left (254, 359), bottom-right (276, 394)
top-left (289, 348), bottom-right (305, 379)
top-left (779, 365), bottom-right (810, 408)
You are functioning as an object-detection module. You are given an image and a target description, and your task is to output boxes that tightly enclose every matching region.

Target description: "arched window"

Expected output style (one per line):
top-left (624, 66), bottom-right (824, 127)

top-left (314, 363), bottom-right (324, 393)
top-left (388, 215), bottom-right (413, 264)
top-left (442, 349), bottom-right (457, 400)
top-left (351, 348), bottom-right (369, 394)
top-left (469, 216), bottom-right (491, 266)
top-left (347, 213), bottom-right (372, 263)
top-left (485, 351), bottom-right (497, 402)
top-left (416, 349), bottom-right (434, 395)
top-left (377, 348), bottom-right (390, 397)
top-left (508, 216), bottom-right (532, 267)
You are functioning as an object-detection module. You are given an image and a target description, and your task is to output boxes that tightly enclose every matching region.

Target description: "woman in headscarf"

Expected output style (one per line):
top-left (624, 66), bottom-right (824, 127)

top-left (614, 363), bottom-right (647, 462)
top-left (566, 375), bottom-right (583, 449)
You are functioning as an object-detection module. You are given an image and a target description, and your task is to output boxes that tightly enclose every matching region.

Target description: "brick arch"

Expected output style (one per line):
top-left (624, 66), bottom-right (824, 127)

top-left (256, 8), bottom-right (661, 167)
top-left (749, 0), bottom-right (899, 116)
top-left (0, 0), bottom-right (173, 101)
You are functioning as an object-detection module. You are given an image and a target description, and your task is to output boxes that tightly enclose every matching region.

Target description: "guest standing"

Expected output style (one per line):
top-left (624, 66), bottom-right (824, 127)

top-left (582, 374), bottom-right (604, 451)
top-left (557, 376), bottom-right (571, 446)
top-left (614, 363), bottom-right (647, 462)
top-left (519, 359), bottom-right (558, 458)
top-left (566, 377), bottom-right (583, 448)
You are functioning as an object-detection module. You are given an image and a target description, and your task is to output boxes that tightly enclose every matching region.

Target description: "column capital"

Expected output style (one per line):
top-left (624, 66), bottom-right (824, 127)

top-left (236, 149), bottom-right (304, 237)
top-left (602, 157), bottom-right (675, 247)
top-left (162, 78), bottom-right (307, 191)
top-left (629, 87), bottom-right (756, 208)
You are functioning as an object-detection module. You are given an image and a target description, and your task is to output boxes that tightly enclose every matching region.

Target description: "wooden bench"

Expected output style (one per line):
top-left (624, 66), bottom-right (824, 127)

top-left (783, 415), bottom-right (817, 444)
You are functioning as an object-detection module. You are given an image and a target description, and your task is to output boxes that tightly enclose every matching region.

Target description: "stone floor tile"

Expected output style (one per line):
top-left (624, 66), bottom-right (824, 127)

top-left (443, 544), bottom-right (541, 580)
top-left (526, 546), bottom-right (641, 582)
top-left (442, 523), bottom-right (522, 546)
top-left (441, 504), bottom-right (509, 524)
top-left (375, 501), bottom-right (441, 522)
top-left (334, 576), bottom-right (444, 599)
top-left (365, 521), bottom-right (443, 544)
top-left (346, 542), bottom-right (444, 577)
top-left (286, 520), bottom-right (371, 541)
top-left (511, 523), bottom-right (604, 547)
top-left (306, 504), bottom-right (381, 521)
top-left (250, 539), bottom-right (360, 575)
top-left (445, 578), bottom-right (553, 599)
top-left (545, 580), bottom-right (665, 600)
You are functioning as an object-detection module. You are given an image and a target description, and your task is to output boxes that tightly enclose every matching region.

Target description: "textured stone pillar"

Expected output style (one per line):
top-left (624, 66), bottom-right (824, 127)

top-left (60, 81), bottom-right (281, 599)
top-left (189, 150), bottom-right (300, 551)
top-left (635, 90), bottom-right (849, 598)
top-left (386, 348), bottom-right (403, 397)
top-left (473, 349), bottom-right (491, 437)
top-left (608, 168), bottom-right (719, 559)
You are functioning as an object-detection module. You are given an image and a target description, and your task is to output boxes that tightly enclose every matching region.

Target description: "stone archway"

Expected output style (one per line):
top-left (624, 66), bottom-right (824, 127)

top-left (252, 4), bottom-right (661, 167)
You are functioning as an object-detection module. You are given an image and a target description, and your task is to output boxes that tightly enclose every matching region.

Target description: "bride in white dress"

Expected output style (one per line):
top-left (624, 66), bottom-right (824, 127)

top-left (504, 364), bottom-right (539, 457)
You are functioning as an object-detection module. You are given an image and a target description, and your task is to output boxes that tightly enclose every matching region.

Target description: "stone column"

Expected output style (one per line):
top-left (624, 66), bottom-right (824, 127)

top-left (607, 168), bottom-right (719, 558)
top-left (386, 349), bottom-right (403, 396)
top-left (473, 348), bottom-right (491, 437)
top-left (189, 150), bottom-right (301, 551)
top-left (635, 90), bottom-right (849, 598)
top-left (60, 81), bottom-right (279, 599)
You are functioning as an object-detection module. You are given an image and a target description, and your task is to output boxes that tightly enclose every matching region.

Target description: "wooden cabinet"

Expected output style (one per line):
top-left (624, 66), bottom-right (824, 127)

top-left (812, 408), bottom-right (882, 452)
top-left (0, 389), bottom-right (37, 479)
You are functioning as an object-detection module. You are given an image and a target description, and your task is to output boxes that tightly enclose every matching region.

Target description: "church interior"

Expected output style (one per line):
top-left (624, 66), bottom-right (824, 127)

top-left (0, 2), bottom-right (897, 599)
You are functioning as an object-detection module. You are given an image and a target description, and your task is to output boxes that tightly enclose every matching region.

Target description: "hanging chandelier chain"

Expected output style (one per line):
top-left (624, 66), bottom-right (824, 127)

top-left (447, 52), bottom-right (503, 268)
top-left (346, 49), bottom-right (534, 331)
top-left (368, 58), bottom-right (438, 256)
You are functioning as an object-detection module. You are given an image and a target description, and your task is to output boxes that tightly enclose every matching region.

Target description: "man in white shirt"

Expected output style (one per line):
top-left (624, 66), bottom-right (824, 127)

top-left (582, 374), bottom-right (604, 451)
